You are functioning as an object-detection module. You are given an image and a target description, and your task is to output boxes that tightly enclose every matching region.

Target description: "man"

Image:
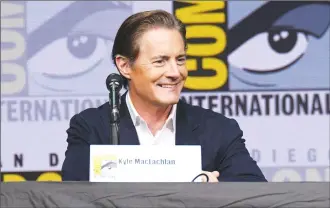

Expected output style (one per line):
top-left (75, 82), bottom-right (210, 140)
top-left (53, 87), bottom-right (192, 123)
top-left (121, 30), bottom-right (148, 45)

top-left (61, 10), bottom-right (267, 182)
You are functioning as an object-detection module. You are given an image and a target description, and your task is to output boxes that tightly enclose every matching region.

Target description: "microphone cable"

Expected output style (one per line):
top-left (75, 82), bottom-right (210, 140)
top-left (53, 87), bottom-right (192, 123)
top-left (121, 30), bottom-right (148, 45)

top-left (191, 173), bottom-right (209, 182)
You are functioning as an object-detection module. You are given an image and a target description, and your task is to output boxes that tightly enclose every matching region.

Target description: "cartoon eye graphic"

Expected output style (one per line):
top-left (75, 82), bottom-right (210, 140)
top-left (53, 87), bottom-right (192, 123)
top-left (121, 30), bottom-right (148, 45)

top-left (28, 33), bottom-right (110, 78)
top-left (101, 161), bottom-right (117, 170)
top-left (228, 28), bottom-right (308, 73)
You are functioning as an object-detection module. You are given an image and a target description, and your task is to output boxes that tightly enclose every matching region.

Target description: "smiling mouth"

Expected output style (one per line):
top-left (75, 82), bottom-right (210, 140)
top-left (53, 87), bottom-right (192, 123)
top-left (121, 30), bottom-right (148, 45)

top-left (157, 83), bottom-right (178, 88)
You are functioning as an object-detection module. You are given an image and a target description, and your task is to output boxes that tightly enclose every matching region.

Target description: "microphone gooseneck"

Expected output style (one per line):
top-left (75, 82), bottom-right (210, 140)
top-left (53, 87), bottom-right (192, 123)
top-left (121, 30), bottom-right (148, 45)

top-left (105, 73), bottom-right (123, 145)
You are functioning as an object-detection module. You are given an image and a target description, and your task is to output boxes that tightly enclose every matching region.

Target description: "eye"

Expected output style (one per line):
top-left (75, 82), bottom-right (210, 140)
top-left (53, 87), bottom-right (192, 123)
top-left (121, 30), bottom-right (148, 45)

top-left (153, 59), bottom-right (165, 67)
top-left (228, 29), bottom-right (308, 72)
top-left (28, 34), bottom-right (109, 77)
top-left (177, 57), bottom-right (186, 65)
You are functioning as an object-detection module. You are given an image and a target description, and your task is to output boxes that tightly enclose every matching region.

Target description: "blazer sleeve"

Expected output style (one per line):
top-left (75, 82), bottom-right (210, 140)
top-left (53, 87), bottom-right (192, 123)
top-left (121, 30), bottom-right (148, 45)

top-left (216, 119), bottom-right (267, 182)
top-left (61, 114), bottom-right (91, 181)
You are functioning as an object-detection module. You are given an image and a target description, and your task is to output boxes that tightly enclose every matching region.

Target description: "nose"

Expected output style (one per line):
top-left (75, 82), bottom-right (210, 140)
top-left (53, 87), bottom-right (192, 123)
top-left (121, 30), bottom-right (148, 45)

top-left (166, 59), bottom-right (181, 78)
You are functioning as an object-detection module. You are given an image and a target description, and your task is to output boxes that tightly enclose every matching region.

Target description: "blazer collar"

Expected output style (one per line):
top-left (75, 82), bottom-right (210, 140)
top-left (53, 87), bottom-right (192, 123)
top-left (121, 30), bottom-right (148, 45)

top-left (118, 91), bottom-right (200, 146)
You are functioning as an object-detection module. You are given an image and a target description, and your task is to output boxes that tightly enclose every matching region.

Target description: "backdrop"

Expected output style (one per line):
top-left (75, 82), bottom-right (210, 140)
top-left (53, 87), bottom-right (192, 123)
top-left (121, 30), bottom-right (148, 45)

top-left (1, 1), bottom-right (329, 182)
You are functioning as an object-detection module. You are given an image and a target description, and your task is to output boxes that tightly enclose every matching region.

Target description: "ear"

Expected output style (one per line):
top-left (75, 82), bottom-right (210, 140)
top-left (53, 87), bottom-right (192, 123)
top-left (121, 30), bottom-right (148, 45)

top-left (115, 55), bottom-right (132, 80)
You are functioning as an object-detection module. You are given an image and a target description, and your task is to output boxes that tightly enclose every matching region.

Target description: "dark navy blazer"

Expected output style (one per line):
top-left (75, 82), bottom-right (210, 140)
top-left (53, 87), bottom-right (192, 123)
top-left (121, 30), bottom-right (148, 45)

top-left (61, 93), bottom-right (267, 182)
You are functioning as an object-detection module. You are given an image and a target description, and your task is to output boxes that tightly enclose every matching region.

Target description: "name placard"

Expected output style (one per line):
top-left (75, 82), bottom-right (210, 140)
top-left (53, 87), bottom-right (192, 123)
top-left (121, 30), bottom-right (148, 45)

top-left (89, 145), bottom-right (202, 182)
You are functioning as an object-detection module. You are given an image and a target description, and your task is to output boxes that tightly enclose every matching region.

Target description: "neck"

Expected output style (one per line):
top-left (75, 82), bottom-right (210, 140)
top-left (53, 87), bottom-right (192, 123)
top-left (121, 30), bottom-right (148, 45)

top-left (128, 91), bottom-right (173, 132)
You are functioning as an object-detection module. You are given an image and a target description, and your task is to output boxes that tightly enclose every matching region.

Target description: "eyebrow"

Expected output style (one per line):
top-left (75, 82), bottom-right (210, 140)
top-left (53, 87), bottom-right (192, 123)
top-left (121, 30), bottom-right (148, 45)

top-left (177, 54), bottom-right (187, 58)
top-left (151, 54), bottom-right (186, 61)
top-left (151, 55), bottom-right (167, 61)
top-left (27, 1), bottom-right (130, 59)
top-left (228, 1), bottom-right (330, 54)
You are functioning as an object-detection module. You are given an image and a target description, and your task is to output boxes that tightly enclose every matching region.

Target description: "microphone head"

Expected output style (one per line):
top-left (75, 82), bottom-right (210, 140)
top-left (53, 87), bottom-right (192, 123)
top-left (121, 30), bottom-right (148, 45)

top-left (106, 73), bottom-right (123, 92)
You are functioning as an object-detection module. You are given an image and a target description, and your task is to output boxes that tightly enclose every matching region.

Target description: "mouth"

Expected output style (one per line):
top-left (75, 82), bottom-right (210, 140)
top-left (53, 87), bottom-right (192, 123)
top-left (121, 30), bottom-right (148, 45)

top-left (157, 83), bottom-right (179, 89)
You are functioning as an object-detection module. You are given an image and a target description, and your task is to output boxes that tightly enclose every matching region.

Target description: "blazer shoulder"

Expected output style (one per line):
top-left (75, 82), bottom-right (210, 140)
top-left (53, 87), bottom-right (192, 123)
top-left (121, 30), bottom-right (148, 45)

top-left (182, 101), bottom-right (238, 126)
top-left (75, 102), bottom-right (108, 120)
top-left (70, 102), bottom-right (108, 127)
top-left (181, 101), bottom-right (242, 138)
top-left (67, 102), bottom-right (108, 140)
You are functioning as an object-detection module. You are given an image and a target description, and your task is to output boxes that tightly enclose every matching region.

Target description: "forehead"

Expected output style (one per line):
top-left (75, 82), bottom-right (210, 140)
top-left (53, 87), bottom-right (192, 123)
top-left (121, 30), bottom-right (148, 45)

top-left (138, 28), bottom-right (185, 56)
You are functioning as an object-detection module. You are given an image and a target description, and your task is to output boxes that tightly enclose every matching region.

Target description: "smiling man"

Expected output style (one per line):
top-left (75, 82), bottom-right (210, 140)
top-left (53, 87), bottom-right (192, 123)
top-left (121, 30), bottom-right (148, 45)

top-left (61, 10), bottom-right (267, 182)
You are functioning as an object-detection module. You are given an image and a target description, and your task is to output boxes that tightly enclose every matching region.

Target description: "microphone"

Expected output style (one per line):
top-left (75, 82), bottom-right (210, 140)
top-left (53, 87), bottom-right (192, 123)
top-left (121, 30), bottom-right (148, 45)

top-left (105, 73), bottom-right (123, 145)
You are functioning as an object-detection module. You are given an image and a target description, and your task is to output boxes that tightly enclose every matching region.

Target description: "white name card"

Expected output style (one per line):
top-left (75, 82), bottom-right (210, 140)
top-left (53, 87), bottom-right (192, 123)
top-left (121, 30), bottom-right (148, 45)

top-left (89, 145), bottom-right (202, 182)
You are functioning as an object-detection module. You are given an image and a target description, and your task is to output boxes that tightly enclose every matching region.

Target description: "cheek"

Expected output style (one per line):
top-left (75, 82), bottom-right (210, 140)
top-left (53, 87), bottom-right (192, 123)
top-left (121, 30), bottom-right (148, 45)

top-left (147, 68), bottom-right (165, 82)
top-left (180, 66), bottom-right (188, 78)
top-left (134, 67), bottom-right (155, 83)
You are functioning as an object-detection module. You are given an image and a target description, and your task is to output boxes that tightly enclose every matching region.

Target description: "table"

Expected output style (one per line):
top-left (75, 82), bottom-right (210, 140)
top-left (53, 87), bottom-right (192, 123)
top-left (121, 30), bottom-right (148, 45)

top-left (1, 182), bottom-right (329, 207)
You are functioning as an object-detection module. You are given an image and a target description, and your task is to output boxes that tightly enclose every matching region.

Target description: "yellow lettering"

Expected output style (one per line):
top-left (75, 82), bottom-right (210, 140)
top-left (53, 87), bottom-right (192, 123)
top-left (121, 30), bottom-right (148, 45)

top-left (1, 30), bottom-right (25, 61)
top-left (186, 25), bottom-right (226, 56)
top-left (185, 58), bottom-right (227, 90)
top-left (3, 174), bottom-right (26, 182)
top-left (175, 0), bottom-right (228, 91)
top-left (1, 63), bottom-right (26, 94)
top-left (37, 172), bottom-right (62, 181)
top-left (175, 1), bottom-right (225, 23)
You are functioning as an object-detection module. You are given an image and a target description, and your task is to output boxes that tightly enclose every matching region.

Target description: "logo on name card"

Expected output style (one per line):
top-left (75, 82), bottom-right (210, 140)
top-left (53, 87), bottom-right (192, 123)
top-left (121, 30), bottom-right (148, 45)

top-left (93, 154), bottom-right (118, 178)
top-left (101, 161), bottom-right (117, 170)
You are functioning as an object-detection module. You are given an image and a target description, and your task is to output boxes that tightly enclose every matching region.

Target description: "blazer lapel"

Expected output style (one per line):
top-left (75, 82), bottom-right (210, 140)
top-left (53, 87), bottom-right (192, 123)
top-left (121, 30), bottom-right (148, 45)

top-left (175, 100), bottom-right (200, 146)
top-left (118, 92), bottom-right (140, 145)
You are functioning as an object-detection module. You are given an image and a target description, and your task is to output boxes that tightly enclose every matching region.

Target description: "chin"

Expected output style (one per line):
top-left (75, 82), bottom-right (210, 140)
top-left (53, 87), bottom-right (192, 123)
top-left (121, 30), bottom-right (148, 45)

top-left (156, 95), bottom-right (180, 106)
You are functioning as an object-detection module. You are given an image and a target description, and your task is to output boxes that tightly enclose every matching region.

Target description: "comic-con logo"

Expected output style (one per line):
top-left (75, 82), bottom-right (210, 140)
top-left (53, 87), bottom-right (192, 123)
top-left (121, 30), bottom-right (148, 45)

top-left (1, 1), bottom-right (133, 97)
top-left (174, 1), bottom-right (229, 92)
top-left (93, 154), bottom-right (118, 179)
top-left (174, 1), bottom-right (330, 92)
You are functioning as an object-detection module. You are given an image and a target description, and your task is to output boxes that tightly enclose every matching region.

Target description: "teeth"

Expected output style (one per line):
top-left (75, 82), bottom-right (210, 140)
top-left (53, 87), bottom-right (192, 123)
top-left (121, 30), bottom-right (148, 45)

top-left (159, 84), bottom-right (175, 88)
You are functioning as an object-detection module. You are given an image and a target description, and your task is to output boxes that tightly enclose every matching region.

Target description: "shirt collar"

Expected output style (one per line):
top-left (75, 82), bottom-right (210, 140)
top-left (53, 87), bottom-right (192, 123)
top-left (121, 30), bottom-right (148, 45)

top-left (126, 92), bottom-right (177, 132)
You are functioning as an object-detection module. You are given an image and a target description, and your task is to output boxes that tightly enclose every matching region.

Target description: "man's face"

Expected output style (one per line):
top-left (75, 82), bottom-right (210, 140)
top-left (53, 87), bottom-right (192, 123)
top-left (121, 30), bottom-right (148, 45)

top-left (129, 28), bottom-right (187, 107)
